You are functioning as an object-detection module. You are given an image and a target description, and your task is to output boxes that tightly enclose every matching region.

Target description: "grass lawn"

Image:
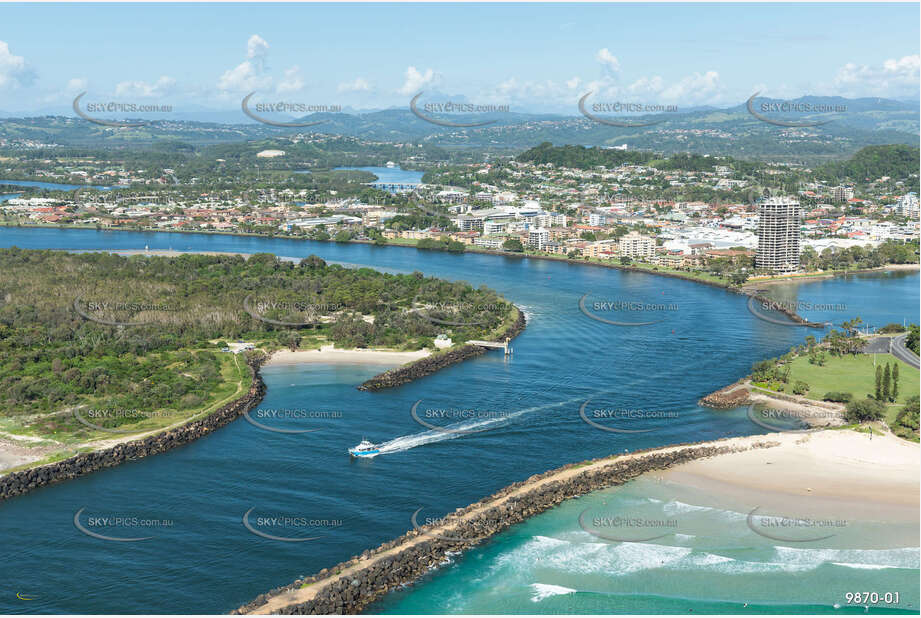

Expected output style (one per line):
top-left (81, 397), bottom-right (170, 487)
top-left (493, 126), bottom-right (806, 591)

top-left (786, 353), bottom-right (919, 422)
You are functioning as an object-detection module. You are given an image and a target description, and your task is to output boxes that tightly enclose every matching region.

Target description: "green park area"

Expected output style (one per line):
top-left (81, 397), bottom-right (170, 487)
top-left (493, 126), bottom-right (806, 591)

top-left (785, 353), bottom-right (918, 411)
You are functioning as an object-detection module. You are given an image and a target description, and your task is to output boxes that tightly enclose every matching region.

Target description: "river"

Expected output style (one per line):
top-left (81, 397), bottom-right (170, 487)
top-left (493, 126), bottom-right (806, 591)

top-left (0, 227), bottom-right (916, 614)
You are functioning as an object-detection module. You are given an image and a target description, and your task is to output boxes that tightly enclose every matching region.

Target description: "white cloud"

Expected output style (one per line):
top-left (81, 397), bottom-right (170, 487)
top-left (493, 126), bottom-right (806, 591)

top-left (217, 34), bottom-right (276, 93)
top-left (596, 48), bottom-right (620, 73)
top-left (218, 61), bottom-right (272, 92)
top-left (0, 40), bottom-right (35, 88)
top-left (338, 77), bottom-right (371, 93)
top-left (626, 76), bottom-right (664, 96)
top-left (833, 54), bottom-right (920, 97)
top-left (658, 71), bottom-right (722, 103)
top-left (66, 77), bottom-right (88, 92)
top-left (398, 66), bottom-right (438, 95)
top-left (487, 60), bottom-right (726, 111)
top-left (276, 66), bottom-right (304, 94)
top-left (114, 75), bottom-right (176, 98)
top-left (247, 34), bottom-right (269, 64)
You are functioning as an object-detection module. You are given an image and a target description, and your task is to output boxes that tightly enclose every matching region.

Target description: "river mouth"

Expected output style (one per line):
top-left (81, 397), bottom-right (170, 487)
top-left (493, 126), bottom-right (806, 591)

top-left (0, 228), bottom-right (917, 614)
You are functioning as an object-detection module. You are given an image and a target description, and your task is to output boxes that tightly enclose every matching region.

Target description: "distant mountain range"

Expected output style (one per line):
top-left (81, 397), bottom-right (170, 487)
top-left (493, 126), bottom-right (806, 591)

top-left (1, 95), bottom-right (917, 163)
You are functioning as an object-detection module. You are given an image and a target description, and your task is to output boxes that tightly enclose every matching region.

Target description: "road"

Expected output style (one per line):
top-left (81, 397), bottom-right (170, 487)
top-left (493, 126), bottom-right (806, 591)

top-left (891, 333), bottom-right (920, 369)
top-left (862, 334), bottom-right (920, 369)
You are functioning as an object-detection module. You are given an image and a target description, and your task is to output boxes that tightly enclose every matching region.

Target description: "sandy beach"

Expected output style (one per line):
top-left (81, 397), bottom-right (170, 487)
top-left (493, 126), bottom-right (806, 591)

top-left (266, 345), bottom-right (431, 366)
top-left (662, 430), bottom-right (919, 525)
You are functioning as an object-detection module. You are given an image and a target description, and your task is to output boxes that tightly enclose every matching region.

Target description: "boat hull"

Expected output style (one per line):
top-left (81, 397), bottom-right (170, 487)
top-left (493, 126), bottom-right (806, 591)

top-left (349, 449), bottom-right (380, 458)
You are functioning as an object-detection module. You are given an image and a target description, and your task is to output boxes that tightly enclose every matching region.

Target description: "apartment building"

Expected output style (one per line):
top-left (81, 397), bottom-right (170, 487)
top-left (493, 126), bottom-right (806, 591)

top-left (756, 197), bottom-right (802, 272)
top-left (527, 227), bottom-right (550, 250)
top-left (618, 231), bottom-right (656, 259)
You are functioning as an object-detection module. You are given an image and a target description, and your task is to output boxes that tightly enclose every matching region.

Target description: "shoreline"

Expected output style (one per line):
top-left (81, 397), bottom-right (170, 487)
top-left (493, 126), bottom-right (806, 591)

top-left (661, 430), bottom-right (919, 524)
top-left (742, 262), bottom-right (920, 286)
top-left (357, 306), bottom-right (527, 391)
top-left (266, 345), bottom-right (430, 367)
top-left (235, 434), bottom-right (784, 615)
top-left (0, 356), bottom-right (267, 502)
top-left (235, 428), bottom-right (919, 615)
top-left (4, 222), bottom-right (916, 295)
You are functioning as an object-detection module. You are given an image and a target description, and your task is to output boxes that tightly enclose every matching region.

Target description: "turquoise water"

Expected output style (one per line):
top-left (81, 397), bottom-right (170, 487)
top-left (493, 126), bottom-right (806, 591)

top-left (0, 227), bottom-right (916, 614)
top-left (371, 478), bottom-right (919, 614)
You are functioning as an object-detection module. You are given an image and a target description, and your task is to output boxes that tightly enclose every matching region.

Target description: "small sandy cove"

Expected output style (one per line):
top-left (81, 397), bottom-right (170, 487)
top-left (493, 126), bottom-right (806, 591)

top-left (244, 428), bottom-right (919, 614)
top-left (266, 345), bottom-right (430, 366)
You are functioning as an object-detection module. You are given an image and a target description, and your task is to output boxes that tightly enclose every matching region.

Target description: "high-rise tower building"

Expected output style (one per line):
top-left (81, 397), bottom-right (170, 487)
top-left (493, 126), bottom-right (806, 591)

top-left (756, 197), bottom-right (802, 273)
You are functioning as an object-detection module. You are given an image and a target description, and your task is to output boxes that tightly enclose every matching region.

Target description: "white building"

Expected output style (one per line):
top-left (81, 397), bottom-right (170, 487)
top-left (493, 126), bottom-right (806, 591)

top-left (589, 213), bottom-right (607, 227)
top-left (527, 227), bottom-right (550, 250)
top-left (832, 186), bottom-right (854, 202)
top-left (756, 197), bottom-right (802, 272)
top-left (618, 231), bottom-right (655, 259)
top-left (896, 193), bottom-right (919, 219)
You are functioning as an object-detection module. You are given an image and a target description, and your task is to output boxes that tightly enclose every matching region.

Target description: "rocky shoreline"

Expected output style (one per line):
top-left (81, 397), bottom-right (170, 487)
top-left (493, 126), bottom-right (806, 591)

top-left (234, 435), bottom-right (781, 615)
top-left (0, 355), bottom-right (267, 502)
top-left (357, 307), bottom-right (527, 391)
top-left (698, 380), bottom-right (752, 409)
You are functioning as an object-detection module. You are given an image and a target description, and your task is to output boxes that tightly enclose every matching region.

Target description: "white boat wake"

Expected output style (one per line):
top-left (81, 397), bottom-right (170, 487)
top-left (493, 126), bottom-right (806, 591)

top-left (368, 351), bottom-right (719, 457)
top-left (374, 396), bottom-right (582, 456)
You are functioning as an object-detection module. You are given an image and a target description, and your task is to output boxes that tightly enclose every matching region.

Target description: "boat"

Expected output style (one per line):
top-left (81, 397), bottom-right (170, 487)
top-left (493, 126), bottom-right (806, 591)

top-left (385, 161), bottom-right (396, 168)
top-left (348, 439), bottom-right (380, 458)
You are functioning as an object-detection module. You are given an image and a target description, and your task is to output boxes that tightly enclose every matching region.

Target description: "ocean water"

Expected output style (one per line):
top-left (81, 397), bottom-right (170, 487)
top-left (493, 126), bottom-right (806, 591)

top-left (371, 479), bottom-right (919, 614)
top-left (0, 228), bottom-right (916, 614)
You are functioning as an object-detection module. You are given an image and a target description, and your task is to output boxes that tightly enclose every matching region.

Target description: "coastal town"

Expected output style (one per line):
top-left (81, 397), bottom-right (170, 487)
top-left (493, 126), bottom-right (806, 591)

top-left (1, 1), bottom-right (920, 615)
top-left (2, 142), bottom-right (918, 281)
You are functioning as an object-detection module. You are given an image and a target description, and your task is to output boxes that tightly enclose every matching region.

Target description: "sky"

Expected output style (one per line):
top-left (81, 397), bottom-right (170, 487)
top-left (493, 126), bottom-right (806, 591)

top-left (1, 2), bottom-right (919, 117)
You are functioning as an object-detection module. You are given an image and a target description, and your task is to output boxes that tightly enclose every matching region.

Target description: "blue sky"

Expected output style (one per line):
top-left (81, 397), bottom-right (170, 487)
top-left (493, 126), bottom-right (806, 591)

top-left (1, 3), bottom-right (918, 115)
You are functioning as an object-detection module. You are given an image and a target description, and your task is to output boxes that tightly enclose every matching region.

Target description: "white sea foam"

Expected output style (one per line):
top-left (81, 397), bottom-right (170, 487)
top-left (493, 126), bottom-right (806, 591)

top-left (494, 534), bottom-right (861, 577)
top-left (661, 500), bottom-right (746, 522)
top-left (831, 562), bottom-right (893, 570)
top-left (530, 583), bottom-right (577, 602)
top-left (774, 546), bottom-right (920, 570)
